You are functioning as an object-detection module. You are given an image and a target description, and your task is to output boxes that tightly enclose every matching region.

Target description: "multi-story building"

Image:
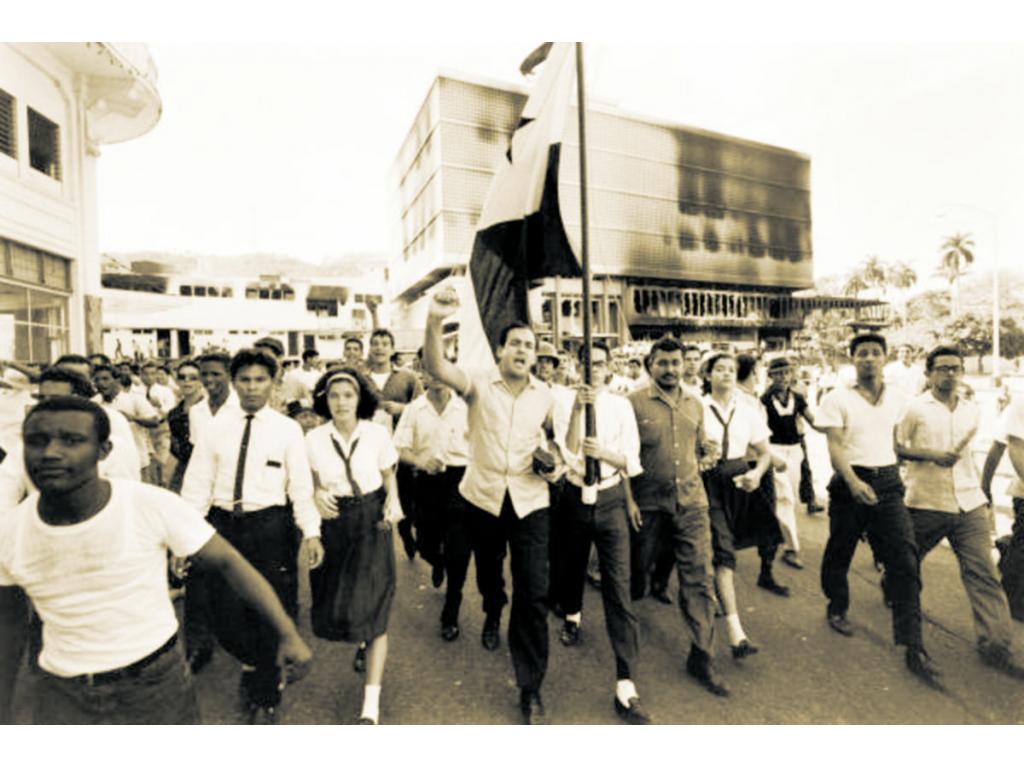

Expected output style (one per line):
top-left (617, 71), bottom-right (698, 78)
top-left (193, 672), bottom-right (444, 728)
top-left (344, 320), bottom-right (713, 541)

top-left (391, 71), bottom-right (886, 353)
top-left (0, 43), bottom-right (161, 362)
top-left (100, 258), bottom-right (388, 360)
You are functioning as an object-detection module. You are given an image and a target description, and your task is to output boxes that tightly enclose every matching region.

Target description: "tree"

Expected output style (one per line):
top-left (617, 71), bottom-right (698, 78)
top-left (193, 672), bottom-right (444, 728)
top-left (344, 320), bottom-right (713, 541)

top-left (860, 255), bottom-right (887, 291)
top-left (943, 311), bottom-right (990, 371)
top-left (938, 232), bottom-right (975, 316)
top-left (842, 271), bottom-right (869, 298)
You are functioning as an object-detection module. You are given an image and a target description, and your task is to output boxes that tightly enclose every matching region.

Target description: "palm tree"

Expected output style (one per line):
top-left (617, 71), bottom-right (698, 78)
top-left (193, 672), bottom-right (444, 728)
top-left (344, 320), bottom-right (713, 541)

top-left (939, 232), bottom-right (975, 316)
top-left (842, 271), bottom-right (868, 298)
top-left (860, 255), bottom-right (887, 292)
top-left (885, 260), bottom-right (918, 321)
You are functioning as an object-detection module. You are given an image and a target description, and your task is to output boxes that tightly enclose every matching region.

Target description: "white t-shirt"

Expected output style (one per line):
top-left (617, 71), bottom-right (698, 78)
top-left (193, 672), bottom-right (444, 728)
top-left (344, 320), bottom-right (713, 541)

top-left (0, 480), bottom-right (214, 677)
top-left (816, 384), bottom-right (909, 467)
top-left (305, 420), bottom-right (398, 498)
top-left (884, 361), bottom-right (926, 399)
top-left (702, 392), bottom-right (771, 460)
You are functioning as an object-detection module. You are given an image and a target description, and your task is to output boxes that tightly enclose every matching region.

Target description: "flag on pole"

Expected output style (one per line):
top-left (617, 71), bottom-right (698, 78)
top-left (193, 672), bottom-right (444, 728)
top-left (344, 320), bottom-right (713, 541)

top-left (457, 42), bottom-right (581, 367)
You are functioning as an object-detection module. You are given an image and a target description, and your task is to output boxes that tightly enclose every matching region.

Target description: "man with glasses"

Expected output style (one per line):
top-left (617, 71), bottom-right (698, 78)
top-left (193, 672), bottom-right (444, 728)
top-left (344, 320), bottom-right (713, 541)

top-left (896, 345), bottom-right (1024, 679)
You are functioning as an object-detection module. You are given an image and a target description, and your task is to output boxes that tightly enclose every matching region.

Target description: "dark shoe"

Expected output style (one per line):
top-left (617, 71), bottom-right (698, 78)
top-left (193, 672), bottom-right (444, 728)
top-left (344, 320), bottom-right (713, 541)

top-left (827, 612), bottom-right (855, 637)
top-left (559, 620), bottom-right (581, 647)
top-left (686, 656), bottom-right (730, 697)
top-left (781, 550), bottom-right (804, 570)
top-left (441, 623), bottom-right (460, 642)
top-left (905, 647), bottom-right (943, 690)
top-left (730, 639), bottom-right (759, 660)
top-left (355, 716), bottom-right (377, 725)
top-left (806, 502), bottom-right (824, 515)
top-left (650, 587), bottom-right (673, 605)
top-left (398, 520), bottom-right (416, 560)
top-left (979, 644), bottom-right (1024, 680)
top-left (757, 573), bottom-right (791, 597)
top-left (248, 705), bottom-right (279, 725)
top-left (481, 615), bottom-right (501, 651)
top-left (353, 644), bottom-right (367, 673)
top-left (187, 646), bottom-right (213, 675)
top-left (431, 562), bottom-right (445, 589)
top-left (613, 696), bottom-right (653, 724)
top-left (520, 691), bottom-right (548, 725)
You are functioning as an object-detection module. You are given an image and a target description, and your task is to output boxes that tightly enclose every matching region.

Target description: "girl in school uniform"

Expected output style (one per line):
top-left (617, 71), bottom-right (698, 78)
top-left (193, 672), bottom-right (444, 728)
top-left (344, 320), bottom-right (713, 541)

top-left (305, 368), bottom-right (402, 724)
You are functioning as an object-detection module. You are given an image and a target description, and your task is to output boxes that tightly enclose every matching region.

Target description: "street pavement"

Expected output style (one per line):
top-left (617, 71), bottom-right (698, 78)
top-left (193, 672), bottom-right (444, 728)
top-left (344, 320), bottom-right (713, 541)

top-left (10, 408), bottom-right (1024, 725)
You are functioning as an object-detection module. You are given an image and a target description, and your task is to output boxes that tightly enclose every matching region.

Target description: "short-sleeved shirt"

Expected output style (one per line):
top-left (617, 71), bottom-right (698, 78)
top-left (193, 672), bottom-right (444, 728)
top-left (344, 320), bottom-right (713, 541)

top-left (188, 390), bottom-right (240, 448)
top-left (629, 383), bottom-right (708, 513)
top-left (393, 393), bottom-right (469, 469)
top-left (816, 384), bottom-right (909, 467)
top-left (761, 389), bottom-right (810, 445)
top-left (897, 391), bottom-right (987, 513)
top-left (458, 370), bottom-right (555, 518)
top-left (1000, 398), bottom-right (1024, 499)
top-left (702, 393), bottom-right (771, 460)
top-left (103, 391), bottom-right (159, 469)
top-left (305, 420), bottom-right (398, 497)
top-left (0, 480), bottom-right (214, 677)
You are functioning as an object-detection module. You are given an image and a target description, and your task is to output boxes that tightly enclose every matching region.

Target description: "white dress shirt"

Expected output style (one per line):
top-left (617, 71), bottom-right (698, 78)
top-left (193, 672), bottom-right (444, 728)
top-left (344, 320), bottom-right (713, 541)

top-left (393, 393), bottom-right (469, 469)
top-left (554, 388), bottom-right (642, 489)
top-left (103, 390), bottom-right (159, 469)
top-left (897, 391), bottom-right (987, 513)
top-left (188, 389), bottom-right (240, 448)
top-left (701, 393), bottom-right (771, 460)
top-left (180, 404), bottom-right (320, 539)
top-left (305, 420), bottom-right (398, 498)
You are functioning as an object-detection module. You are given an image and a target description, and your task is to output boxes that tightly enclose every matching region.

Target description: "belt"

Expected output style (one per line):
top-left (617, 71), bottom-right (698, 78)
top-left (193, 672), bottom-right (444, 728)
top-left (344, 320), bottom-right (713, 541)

top-left (210, 503), bottom-right (289, 520)
top-left (567, 476), bottom-right (621, 492)
top-left (66, 633), bottom-right (178, 687)
top-left (851, 464), bottom-right (900, 477)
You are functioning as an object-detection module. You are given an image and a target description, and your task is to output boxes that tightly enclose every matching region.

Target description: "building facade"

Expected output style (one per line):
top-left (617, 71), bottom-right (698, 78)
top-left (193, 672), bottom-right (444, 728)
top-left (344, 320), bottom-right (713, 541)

top-left (0, 43), bottom-right (161, 363)
top-left (391, 72), bottom-right (885, 353)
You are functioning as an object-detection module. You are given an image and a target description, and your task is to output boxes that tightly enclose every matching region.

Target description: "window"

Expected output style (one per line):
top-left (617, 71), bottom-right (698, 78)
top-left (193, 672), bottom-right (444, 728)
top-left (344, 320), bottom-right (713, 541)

top-left (0, 89), bottom-right (14, 159)
top-left (194, 286), bottom-right (207, 297)
top-left (28, 108), bottom-right (61, 180)
top-left (207, 286), bottom-right (219, 297)
top-left (180, 285), bottom-right (193, 296)
top-left (222, 287), bottom-right (233, 298)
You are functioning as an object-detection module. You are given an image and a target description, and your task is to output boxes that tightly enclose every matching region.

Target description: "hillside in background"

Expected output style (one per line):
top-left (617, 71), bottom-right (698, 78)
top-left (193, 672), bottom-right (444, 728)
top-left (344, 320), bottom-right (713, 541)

top-left (101, 251), bottom-right (388, 279)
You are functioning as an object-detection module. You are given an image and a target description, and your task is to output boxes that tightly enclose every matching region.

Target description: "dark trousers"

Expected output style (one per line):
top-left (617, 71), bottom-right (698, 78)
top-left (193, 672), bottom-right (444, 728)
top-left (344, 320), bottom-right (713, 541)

top-left (396, 461), bottom-right (418, 548)
top-left (631, 503), bottom-right (717, 655)
top-left (546, 478), bottom-right (569, 610)
top-left (206, 505), bottom-right (299, 708)
top-left (820, 467), bottom-right (922, 647)
top-left (415, 466), bottom-right (465, 570)
top-left (798, 436), bottom-right (816, 505)
top-left (460, 492), bottom-right (550, 693)
top-left (999, 498), bottom-right (1024, 621)
top-left (559, 483), bottom-right (639, 680)
top-left (183, 566), bottom-right (215, 659)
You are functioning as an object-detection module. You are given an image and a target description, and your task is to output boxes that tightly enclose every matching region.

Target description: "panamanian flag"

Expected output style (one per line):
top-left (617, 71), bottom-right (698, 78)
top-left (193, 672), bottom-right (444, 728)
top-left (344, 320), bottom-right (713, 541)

top-left (457, 42), bottom-right (582, 367)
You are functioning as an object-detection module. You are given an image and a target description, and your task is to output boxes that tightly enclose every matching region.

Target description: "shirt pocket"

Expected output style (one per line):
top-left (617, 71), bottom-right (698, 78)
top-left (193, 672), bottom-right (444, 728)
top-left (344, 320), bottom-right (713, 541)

top-left (252, 448), bottom-right (287, 494)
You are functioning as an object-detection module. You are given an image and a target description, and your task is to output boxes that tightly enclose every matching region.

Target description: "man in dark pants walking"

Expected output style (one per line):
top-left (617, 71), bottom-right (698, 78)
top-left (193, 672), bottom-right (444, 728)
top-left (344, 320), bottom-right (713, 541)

top-left (423, 287), bottom-right (560, 724)
top-left (816, 332), bottom-right (940, 687)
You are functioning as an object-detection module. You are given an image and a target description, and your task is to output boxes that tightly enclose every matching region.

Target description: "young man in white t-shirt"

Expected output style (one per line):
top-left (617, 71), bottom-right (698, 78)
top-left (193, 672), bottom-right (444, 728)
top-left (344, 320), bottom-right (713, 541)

top-left (816, 333), bottom-right (940, 688)
top-left (0, 397), bottom-right (312, 725)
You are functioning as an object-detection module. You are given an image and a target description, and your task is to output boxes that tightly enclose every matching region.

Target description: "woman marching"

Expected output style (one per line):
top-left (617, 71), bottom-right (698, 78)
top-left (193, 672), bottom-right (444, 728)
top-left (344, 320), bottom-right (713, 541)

top-left (166, 359), bottom-right (205, 493)
top-left (700, 352), bottom-right (777, 661)
top-left (305, 367), bottom-right (402, 724)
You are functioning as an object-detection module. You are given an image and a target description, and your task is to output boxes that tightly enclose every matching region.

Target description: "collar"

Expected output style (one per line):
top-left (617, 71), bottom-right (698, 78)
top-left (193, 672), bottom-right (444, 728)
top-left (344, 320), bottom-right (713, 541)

top-left (328, 419), bottom-right (365, 445)
top-left (490, 371), bottom-right (541, 390)
top-left (920, 389), bottom-right (960, 410)
top-left (238, 404), bottom-right (272, 421)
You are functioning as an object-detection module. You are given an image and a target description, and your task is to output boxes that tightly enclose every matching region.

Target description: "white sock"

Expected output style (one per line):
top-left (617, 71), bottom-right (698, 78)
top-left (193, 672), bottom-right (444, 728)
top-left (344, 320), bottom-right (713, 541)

top-left (725, 613), bottom-right (747, 645)
top-left (565, 612), bottom-right (582, 625)
top-left (240, 663), bottom-right (256, 672)
top-left (361, 684), bottom-right (381, 723)
top-left (616, 679), bottom-right (638, 707)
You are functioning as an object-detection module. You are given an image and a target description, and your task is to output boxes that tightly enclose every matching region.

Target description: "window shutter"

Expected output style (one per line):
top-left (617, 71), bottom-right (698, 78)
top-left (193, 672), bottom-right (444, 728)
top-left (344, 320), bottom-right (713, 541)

top-left (0, 90), bottom-right (15, 159)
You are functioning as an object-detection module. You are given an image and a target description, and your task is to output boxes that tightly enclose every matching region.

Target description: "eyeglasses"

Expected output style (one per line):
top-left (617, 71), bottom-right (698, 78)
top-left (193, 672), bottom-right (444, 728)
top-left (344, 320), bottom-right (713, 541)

top-left (932, 365), bottom-right (962, 375)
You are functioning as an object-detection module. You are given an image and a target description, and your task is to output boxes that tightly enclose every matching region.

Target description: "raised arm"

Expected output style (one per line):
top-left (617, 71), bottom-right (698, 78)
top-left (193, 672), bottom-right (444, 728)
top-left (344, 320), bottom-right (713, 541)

top-left (422, 287), bottom-right (470, 398)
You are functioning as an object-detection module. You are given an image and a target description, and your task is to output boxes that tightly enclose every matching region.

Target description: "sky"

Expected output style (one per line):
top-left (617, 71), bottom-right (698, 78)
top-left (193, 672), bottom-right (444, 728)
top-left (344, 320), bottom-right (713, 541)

top-left (25, 2), bottom-right (1024, 288)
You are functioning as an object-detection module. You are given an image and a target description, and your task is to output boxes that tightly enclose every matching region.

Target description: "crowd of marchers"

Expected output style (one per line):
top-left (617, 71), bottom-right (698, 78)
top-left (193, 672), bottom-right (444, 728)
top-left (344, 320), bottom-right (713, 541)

top-left (1, 286), bottom-right (1023, 725)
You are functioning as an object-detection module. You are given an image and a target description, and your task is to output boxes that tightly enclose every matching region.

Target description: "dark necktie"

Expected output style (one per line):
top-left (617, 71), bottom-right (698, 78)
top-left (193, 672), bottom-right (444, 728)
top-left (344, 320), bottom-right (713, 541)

top-left (709, 404), bottom-right (734, 464)
top-left (232, 414), bottom-right (254, 513)
top-left (330, 436), bottom-right (363, 498)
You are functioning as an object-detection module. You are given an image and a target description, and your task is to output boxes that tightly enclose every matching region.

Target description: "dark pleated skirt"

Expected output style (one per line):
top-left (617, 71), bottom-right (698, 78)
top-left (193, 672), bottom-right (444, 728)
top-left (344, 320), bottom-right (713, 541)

top-left (310, 487), bottom-right (395, 643)
top-left (704, 458), bottom-right (783, 555)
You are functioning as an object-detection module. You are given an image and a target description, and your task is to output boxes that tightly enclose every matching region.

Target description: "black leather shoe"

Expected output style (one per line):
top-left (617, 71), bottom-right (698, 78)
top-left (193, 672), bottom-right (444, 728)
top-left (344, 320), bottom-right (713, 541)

top-left (353, 643), bottom-right (367, 673)
top-left (827, 613), bottom-right (855, 637)
top-left (431, 563), bottom-right (445, 589)
top-left (979, 645), bottom-right (1024, 679)
top-left (757, 573), bottom-right (790, 597)
top-left (781, 550), bottom-right (804, 570)
top-left (441, 623), bottom-right (460, 642)
top-left (906, 647), bottom-right (943, 689)
top-left (355, 715), bottom-right (377, 725)
top-left (520, 691), bottom-right (548, 725)
top-left (730, 639), bottom-right (759, 660)
top-left (481, 615), bottom-right (501, 651)
top-left (187, 647), bottom-right (213, 675)
top-left (559, 620), bottom-right (581, 647)
top-left (806, 502), bottom-right (824, 515)
top-left (248, 705), bottom-right (279, 725)
top-left (650, 588), bottom-right (673, 605)
top-left (614, 696), bottom-right (653, 724)
top-left (686, 652), bottom-right (730, 697)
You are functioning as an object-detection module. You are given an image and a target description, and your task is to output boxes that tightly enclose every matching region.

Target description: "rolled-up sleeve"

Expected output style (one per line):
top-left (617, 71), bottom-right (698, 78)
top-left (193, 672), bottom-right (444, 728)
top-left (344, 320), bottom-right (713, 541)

top-left (284, 424), bottom-right (320, 539)
top-left (619, 399), bottom-right (643, 478)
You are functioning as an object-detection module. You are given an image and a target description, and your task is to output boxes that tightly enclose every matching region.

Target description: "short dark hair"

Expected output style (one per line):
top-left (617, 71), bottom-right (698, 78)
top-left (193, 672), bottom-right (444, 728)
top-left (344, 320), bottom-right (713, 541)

top-left (55, 353), bottom-right (92, 369)
top-left (312, 367), bottom-right (378, 420)
top-left (91, 363), bottom-right (116, 379)
top-left (649, 335), bottom-right (684, 358)
top-left (370, 329), bottom-right (395, 347)
top-left (197, 352), bottom-right (231, 371)
top-left (24, 396), bottom-right (110, 443)
top-left (230, 348), bottom-right (279, 380)
top-left (498, 322), bottom-right (535, 348)
top-left (39, 367), bottom-right (95, 399)
top-left (850, 332), bottom-right (887, 356)
top-left (682, 345), bottom-right (701, 356)
top-left (576, 340), bottom-right (611, 364)
top-left (302, 348), bottom-right (320, 362)
top-left (925, 345), bottom-right (964, 371)
top-left (141, 360), bottom-right (159, 371)
top-left (87, 353), bottom-right (111, 366)
top-left (176, 359), bottom-right (201, 377)
top-left (344, 337), bottom-right (364, 351)
top-left (736, 353), bottom-right (759, 383)
top-left (253, 336), bottom-right (285, 358)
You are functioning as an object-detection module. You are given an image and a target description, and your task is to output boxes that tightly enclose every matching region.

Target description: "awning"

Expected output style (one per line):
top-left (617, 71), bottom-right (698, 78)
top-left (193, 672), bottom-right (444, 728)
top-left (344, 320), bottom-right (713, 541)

top-left (307, 285), bottom-right (349, 303)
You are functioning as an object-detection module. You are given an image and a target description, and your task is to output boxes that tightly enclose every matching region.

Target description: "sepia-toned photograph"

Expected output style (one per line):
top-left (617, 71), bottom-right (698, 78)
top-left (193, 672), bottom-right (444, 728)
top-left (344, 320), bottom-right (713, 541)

top-left (2, 3), bottom-right (1023, 746)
